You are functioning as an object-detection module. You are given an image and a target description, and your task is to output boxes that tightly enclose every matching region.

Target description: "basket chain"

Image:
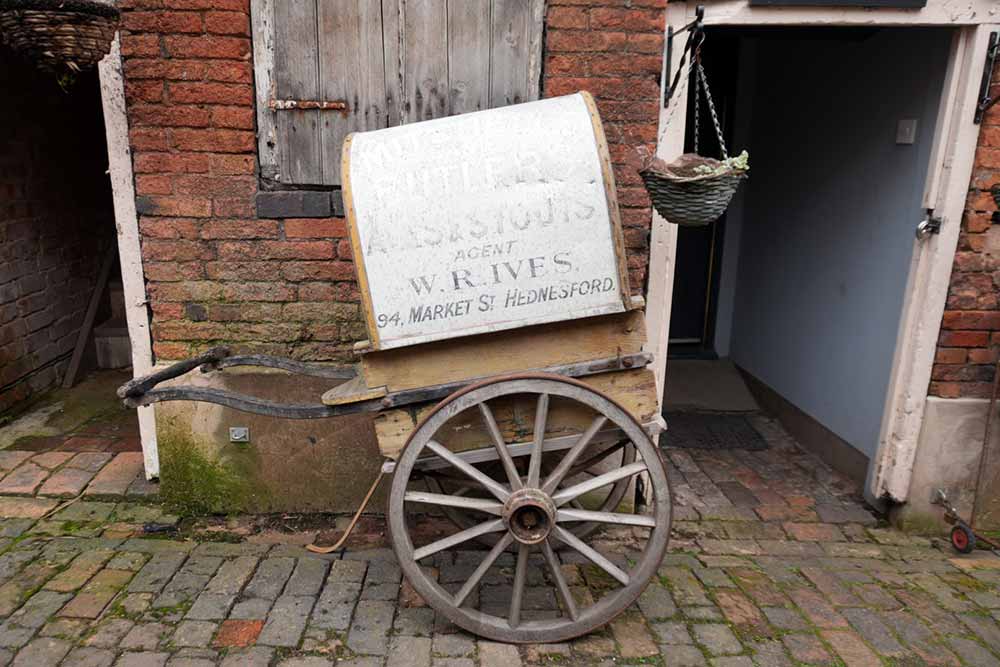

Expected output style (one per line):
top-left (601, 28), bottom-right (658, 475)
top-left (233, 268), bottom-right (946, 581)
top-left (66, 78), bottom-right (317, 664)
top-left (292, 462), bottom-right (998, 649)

top-left (693, 59), bottom-right (728, 160)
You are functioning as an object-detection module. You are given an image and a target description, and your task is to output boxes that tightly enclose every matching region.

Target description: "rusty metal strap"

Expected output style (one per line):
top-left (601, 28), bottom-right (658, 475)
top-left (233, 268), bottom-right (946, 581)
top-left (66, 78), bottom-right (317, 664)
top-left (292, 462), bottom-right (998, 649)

top-left (269, 98), bottom-right (349, 111)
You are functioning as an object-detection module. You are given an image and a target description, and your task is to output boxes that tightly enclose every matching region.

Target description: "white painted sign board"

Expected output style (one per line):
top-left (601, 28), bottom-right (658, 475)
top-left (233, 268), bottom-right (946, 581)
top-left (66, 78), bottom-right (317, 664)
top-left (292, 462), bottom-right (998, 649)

top-left (344, 92), bottom-right (629, 350)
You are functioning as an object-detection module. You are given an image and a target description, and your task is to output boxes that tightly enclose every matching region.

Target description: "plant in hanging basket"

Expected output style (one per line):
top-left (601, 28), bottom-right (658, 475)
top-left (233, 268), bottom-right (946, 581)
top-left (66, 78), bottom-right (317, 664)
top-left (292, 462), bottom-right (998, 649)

top-left (0, 0), bottom-right (120, 73)
top-left (640, 151), bottom-right (749, 227)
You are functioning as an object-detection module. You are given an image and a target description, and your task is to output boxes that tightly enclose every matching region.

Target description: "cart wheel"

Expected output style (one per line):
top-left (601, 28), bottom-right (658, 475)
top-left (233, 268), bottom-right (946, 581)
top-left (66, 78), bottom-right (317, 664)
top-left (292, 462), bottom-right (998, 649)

top-left (425, 439), bottom-right (637, 545)
top-left (951, 523), bottom-right (976, 554)
top-left (388, 374), bottom-right (672, 643)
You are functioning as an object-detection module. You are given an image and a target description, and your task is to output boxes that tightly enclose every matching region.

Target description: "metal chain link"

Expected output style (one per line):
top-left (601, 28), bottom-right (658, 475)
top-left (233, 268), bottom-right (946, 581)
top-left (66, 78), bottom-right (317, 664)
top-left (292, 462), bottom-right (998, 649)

top-left (693, 62), bottom-right (700, 156)
top-left (696, 59), bottom-right (728, 159)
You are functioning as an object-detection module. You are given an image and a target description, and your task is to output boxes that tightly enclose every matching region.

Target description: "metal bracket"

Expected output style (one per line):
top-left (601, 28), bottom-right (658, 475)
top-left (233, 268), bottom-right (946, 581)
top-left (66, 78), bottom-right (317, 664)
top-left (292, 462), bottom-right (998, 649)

top-left (664, 5), bottom-right (705, 107)
top-left (916, 216), bottom-right (942, 240)
top-left (974, 31), bottom-right (998, 124)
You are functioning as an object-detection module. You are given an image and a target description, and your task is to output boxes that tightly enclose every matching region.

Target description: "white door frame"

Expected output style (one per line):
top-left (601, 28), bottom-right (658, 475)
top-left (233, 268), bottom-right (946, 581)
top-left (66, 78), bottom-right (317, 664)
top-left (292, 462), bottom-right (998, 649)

top-left (99, 34), bottom-right (160, 479)
top-left (644, 0), bottom-right (997, 503)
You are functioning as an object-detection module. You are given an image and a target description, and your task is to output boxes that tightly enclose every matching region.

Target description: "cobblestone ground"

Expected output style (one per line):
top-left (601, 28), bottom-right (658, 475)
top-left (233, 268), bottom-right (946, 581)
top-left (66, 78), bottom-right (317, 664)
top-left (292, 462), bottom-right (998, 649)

top-left (0, 413), bottom-right (996, 666)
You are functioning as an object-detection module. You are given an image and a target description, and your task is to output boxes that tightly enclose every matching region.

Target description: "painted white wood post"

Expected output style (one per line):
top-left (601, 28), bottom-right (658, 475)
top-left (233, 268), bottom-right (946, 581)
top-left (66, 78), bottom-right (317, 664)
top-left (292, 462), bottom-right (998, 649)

top-left (644, 2), bottom-right (694, 406)
top-left (99, 34), bottom-right (160, 479)
top-left (872, 24), bottom-right (997, 502)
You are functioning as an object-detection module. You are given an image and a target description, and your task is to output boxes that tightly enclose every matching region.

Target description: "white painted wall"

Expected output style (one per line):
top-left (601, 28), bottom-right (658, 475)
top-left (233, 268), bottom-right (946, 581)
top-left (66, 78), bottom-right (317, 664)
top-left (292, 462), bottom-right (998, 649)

top-left (727, 28), bottom-right (952, 459)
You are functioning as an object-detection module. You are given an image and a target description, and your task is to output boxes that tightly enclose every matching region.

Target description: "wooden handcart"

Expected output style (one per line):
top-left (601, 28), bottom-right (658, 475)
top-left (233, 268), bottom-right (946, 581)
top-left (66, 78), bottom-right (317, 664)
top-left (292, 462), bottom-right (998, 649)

top-left (119, 93), bottom-right (673, 644)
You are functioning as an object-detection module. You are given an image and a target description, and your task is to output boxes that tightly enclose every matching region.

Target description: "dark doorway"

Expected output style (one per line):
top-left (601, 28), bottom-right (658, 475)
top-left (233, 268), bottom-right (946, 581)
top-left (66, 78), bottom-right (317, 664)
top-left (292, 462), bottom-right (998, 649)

top-left (666, 31), bottom-right (741, 359)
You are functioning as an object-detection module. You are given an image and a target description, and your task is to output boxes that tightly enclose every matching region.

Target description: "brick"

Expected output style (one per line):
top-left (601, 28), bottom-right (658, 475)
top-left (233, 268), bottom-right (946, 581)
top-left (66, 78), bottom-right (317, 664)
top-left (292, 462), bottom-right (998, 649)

top-left (163, 35), bottom-right (251, 59)
top-left (783, 522), bottom-right (845, 542)
top-left (85, 452), bottom-right (145, 497)
top-left (691, 624), bottom-right (742, 656)
top-left (787, 588), bottom-right (848, 628)
top-left (171, 620), bottom-right (218, 647)
top-left (346, 600), bottom-right (394, 655)
top-left (210, 105), bottom-right (255, 129)
top-left (205, 10), bottom-right (250, 35)
top-left (590, 7), bottom-right (663, 31)
top-left (200, 220), bottom-right (278, 239)
top-left (59, 569), bottom-right (133, 618)
top-left (713, 590), bottom-right (767, 631)
top-left (821, 630), bottom-right (881, 667)
top-left (0, 497), bottom-right (58, 518)
top-left (11, 637), bottom-right (71, 666)
top-left (134, 152), bottom-right (210, 174)
top-left (257, 595), bottom-right (314, 647)
top-left (0, 463), bottom-right (49, 495)
top-left (31, 451), bottom-right (72, 469)
top-left (213, 619), bottom-right (264, 648)
top-left (256, 191), bottom-right (333, 218)
top-left (283, 218), bottom-right (348, 238)
top-left (137, 196), bottom-right (212, 218)
top-left (38, 467), bottom-right (96, 497)
top-left (171, 128), bottom-right (255, 153)
top-left (0, 451), bottom-right (32, 470)
top-left (782, 634), bottom-right (832, 665)
top-left (123, 10), bottom-right (203, 33)
top-left (128, 552), bottom-right (188, 593)
top-left (547, 6), bottom-right (588, 28)
top-left (45, 550), bottom-right (113, 592)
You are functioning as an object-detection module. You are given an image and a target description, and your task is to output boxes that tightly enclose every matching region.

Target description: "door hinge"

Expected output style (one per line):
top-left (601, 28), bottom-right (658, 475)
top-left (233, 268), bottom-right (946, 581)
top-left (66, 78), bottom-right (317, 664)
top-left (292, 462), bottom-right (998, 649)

top-left (916, 215), bottom-right (942, 240)
top-left (974, 31), bottom-right (999, 124)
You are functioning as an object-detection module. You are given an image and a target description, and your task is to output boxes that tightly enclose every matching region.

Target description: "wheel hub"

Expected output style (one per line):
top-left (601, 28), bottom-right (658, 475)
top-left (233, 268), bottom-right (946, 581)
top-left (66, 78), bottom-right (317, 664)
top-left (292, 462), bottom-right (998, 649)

top-left (503, 488), bottom-right (556, 545)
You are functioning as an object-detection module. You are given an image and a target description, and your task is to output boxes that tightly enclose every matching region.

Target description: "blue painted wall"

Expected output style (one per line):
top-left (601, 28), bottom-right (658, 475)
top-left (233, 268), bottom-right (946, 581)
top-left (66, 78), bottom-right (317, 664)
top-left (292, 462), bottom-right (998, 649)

top-left (729, 28), bottom-right (952, 460)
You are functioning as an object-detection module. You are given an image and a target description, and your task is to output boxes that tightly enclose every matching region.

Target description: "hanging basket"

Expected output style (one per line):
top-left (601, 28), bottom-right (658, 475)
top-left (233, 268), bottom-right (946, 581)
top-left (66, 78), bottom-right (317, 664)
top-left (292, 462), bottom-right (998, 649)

top-left (641, 154), bottom-right (746, 227)
top-left (0, 0), bottom-right (120, 72)
top-left (641, 22), bottom-right (747, 227)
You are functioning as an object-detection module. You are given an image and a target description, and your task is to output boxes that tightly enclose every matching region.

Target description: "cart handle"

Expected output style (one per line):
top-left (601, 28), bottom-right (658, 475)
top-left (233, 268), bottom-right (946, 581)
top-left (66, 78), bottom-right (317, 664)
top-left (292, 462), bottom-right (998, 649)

top-left (118, 347), bottom-right (231, 399)
top-left (118, 346), bottom-right (359, 400)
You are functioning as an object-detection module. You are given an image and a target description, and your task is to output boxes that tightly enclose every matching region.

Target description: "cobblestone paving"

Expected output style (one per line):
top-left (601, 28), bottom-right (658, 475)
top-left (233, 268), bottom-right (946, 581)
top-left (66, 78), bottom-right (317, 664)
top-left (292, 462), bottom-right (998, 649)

top-left (0, 416), bottom-right (994, 666)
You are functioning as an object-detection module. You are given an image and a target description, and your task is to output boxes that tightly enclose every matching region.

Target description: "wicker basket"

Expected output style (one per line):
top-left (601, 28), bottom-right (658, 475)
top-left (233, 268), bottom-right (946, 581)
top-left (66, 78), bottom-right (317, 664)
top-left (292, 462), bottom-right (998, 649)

top-left (0, 0), bottom-right (120, 72)
top-left (640, 153), bottom-right (746, 227)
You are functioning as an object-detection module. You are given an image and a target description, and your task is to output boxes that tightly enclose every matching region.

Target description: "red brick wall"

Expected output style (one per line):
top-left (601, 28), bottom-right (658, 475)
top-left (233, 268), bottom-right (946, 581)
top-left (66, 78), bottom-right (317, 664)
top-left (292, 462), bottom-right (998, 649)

top-left (120, 0), bottom-right (361, 362)
top-left (544, 0), bottom-right (665, 292)
top-left (120, 0), bottom-right (665, 361)
top-left (929, 61), bottom-right (999, 399)
top-left (0, 51), bottom-right (116, 414)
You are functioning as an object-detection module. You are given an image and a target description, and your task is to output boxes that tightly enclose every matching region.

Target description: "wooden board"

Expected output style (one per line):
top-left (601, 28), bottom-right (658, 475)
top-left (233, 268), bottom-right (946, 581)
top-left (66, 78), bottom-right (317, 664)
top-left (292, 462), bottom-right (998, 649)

top-left (274, 0), bottom-right (322, 185)
top-left (361, 310), bottom-right (646, 394)
top-left (316, 0), bottom-right (388, 184)
top-left (256, 0), bottom-right (545, 187)
top-left (344, 92), bottom-right (630, 350)
top-left (447, 0), bottom-right (490, 115)
top-left (320, 374), bottom-right (386, 406)
top-left (374, 367), bottom-right (659, 459)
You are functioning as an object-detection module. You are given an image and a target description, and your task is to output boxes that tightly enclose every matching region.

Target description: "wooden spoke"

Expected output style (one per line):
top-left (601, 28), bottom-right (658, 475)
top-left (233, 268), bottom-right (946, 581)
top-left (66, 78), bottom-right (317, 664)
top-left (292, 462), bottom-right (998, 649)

top-left (556, 508), bottom-right (656, 528)
top-left (552, 526), bottom-right (630, 586)
top-left (404, 491), bottom-right (504, 515)
top-left (425, 440), bottom-right (510, 502)
top-left (453, 533), bottom-right (514, 607)
top-left (542, 416), bottom-right (607, 494)
top-left (552, 461), bottom-right (647, 506)
top-left (542, 539), bottom-right (578, 621)
top-left (479, 402), bottom-right (522, 491)
top-left (412, 518), bottom-right (506, 561)
top-left (527, 393), bottom-right (549, 487)
top-left (509, 544), bottom-right (530, 628)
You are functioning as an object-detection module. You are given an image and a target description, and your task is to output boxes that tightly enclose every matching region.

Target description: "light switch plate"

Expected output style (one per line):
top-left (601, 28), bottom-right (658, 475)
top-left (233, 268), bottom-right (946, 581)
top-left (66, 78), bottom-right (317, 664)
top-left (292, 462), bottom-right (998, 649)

top-left (896, 119), bottom-right (918, 145)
